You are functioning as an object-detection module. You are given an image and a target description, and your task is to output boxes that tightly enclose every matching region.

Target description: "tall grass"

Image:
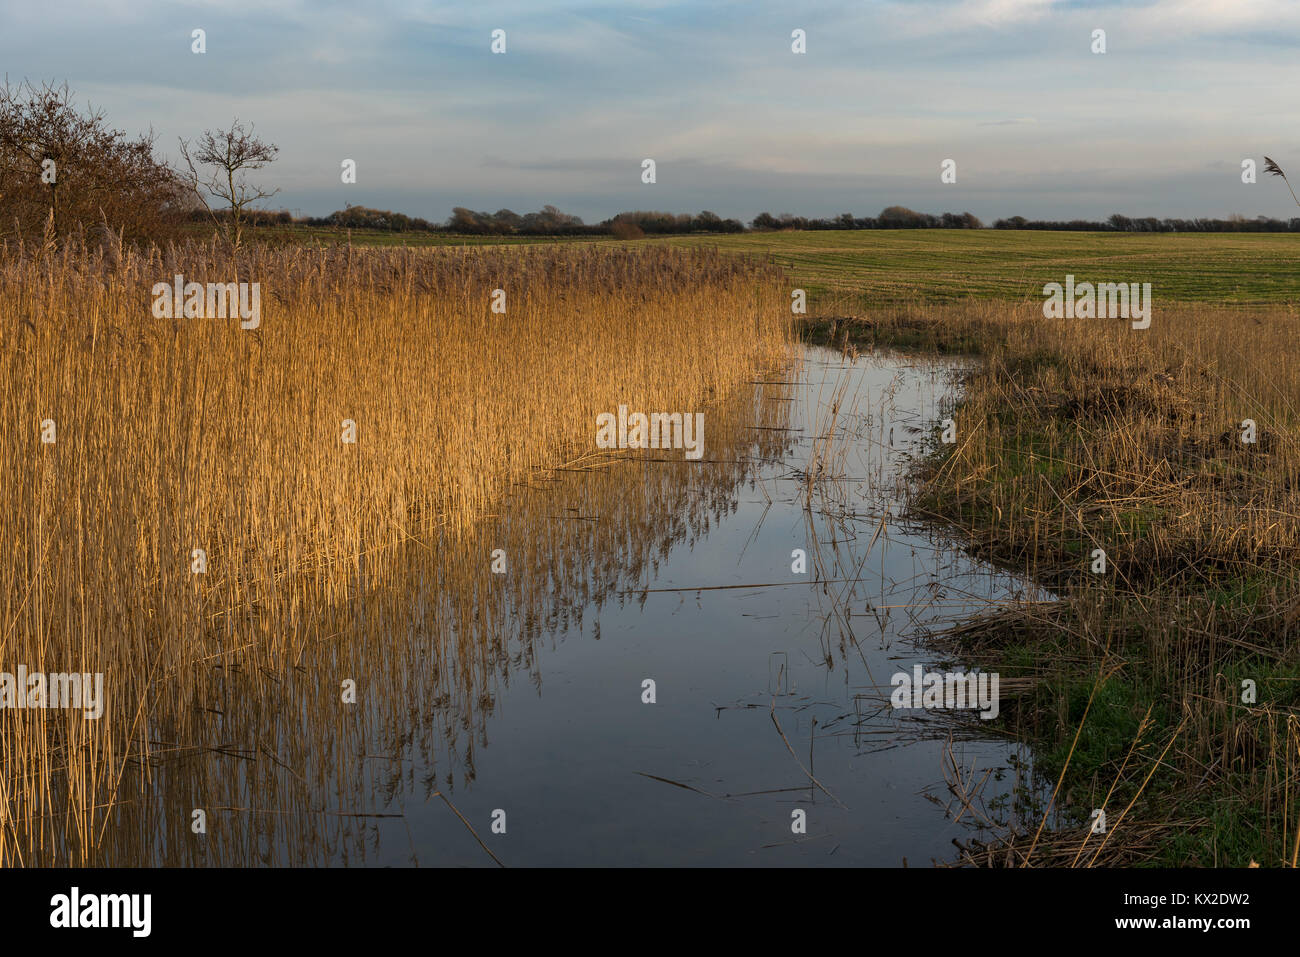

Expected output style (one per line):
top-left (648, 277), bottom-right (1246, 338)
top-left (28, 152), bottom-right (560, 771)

top-left (0, 238), bottom-right (792, 865)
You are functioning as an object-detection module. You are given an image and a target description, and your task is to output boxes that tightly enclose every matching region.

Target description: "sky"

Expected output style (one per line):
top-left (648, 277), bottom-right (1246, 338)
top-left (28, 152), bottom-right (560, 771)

top-left (3, 0), bottom-right (1299, 225)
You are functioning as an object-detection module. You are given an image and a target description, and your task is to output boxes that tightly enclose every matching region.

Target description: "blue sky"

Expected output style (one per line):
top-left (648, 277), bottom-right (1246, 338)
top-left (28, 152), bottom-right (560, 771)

top-left (3, 0), bottom-right (1299, 224)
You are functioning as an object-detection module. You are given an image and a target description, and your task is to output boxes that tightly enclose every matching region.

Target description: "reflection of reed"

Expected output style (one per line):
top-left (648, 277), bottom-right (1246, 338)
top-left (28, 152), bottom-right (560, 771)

top-left (91, 369), bottom-right (799, 866)
top-left (0, 238), bottom-right (793, 865)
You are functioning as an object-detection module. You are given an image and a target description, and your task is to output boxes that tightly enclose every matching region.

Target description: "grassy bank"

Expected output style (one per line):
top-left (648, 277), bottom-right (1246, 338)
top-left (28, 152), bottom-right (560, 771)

top-left (805, 298), bottom-right (1300, 866)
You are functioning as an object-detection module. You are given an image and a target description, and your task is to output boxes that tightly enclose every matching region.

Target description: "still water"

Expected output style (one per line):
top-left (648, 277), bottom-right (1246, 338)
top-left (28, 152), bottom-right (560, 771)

top-left (110, 346), bottom-right (1048, 866)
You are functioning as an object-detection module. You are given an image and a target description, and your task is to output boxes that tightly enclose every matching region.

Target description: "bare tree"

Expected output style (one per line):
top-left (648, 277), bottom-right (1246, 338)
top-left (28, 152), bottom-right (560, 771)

top-left (179, 119), bottom-right (279, 250)
top-left (0, 78), bottom-right (186, 241)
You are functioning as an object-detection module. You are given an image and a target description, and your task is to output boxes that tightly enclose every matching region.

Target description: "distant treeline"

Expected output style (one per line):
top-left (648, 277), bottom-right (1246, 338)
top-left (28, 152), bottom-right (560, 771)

top-left (219, 203), bottom-right (985, 236)
top-left (994, 214), bottom-right (1300, 232)
top-left (294, 204), bottom-right (751, 236)
top-left (208, 204), bottom-right (1300, 238)
top-left (752, 207), bottom-right (984, 230)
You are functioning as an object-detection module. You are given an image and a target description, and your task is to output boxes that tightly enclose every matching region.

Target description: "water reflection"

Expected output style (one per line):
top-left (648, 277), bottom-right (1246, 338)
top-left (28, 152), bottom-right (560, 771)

top-left (85, 347), bottom-right (1047, 866)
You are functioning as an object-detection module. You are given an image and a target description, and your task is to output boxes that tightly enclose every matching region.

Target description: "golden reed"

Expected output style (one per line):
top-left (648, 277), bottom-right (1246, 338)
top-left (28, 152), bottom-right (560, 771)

top-left (0, 237), bottom-right (792, 864)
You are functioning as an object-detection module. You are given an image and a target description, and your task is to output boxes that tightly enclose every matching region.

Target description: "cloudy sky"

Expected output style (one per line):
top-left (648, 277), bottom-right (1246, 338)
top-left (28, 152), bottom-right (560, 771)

top-left (3, 0), bottom-right (1298, 224)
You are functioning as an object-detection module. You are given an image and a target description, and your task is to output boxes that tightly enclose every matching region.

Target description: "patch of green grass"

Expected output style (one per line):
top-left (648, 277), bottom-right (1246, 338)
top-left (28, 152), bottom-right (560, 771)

top-left (989, 427), bottom-right (1070, 485)
top-left (1162, 795), bottom-right (1272, 867)
top-left (1034, 674), bottom-right (1150, 787)
top-left (1201, 571), bottom-right (1291, 609)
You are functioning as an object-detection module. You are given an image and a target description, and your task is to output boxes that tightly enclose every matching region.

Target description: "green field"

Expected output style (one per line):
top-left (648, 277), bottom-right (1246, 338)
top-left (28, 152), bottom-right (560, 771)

top-left (289, 226), bottom-right (1300, 305)
top-left (654, 230), bottom-right (1300, 305)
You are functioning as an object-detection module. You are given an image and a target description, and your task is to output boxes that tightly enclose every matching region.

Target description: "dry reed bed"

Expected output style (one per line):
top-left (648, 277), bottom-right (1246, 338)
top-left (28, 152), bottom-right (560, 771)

top-left (0, 238), bottom-right (792, 865)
